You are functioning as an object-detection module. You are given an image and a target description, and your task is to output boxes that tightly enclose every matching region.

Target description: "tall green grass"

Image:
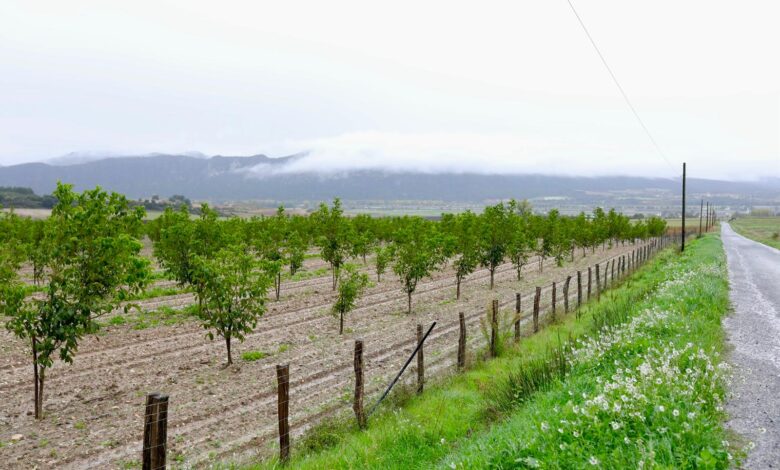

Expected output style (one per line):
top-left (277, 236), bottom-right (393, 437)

top-left (441, 235), bottom-right (736, 468)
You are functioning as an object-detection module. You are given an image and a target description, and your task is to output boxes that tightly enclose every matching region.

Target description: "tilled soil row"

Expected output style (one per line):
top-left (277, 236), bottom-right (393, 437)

top-left (0, 250), bottom-right (538, 375)
top-left (0, 244), bottom-right (644, 469)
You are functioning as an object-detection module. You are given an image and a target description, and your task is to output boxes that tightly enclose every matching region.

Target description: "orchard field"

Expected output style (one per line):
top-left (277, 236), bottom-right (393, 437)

top-left (0, 184), bottom-right (668, 468)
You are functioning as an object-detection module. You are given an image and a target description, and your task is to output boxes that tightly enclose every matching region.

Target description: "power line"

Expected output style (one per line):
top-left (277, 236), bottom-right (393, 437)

top-left (565, 0), bottom-right (675, 170)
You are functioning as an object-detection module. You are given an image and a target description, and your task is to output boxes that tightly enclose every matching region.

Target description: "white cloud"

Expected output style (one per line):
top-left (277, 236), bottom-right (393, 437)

top-left (246, 131), bottom-right (671, 178)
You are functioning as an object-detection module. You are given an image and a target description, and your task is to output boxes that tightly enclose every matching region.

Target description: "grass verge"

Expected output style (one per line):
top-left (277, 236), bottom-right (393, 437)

top-left (729, 217), bottom-right (780, 250)
top-left (442, 234), bottom-right (737, 468)
top-left (233, 235), bottom-right (734, 469)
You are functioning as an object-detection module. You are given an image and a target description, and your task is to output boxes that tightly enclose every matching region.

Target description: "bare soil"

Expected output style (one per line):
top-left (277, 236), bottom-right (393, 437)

top-left (0, 243), bottom-right (642, 469)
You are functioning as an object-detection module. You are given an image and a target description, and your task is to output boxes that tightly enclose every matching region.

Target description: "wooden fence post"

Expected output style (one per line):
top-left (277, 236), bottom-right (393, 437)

top-left (533, 287), bottom-right (541, 333)
top-left (577, 271), bottom-right (582, 309)
top-left (457, 312), bottom-right (466, 369)
top-left (622, 255), bottom-right (626, 276)
top-left (276, 364), bottom-right (290, 464)
top-left (514, 294), bottom-right (521, 341)
top-left (551, 282), bottom-right (557, 321)
top-left (142, 392), bottom-right (168, 470)
top-left (563, 276), bottom-right (571, 314)
top-left (587, 267), bottom-right (592, 300)
top-left (611, 259), bottom-right (615, 283)
top-left (417, 324), bottom-right (425, 394)
top-left (353, 340), bottom-right (366, 429)
top-left (490, 299), bottom-right (499, 357)
top-left (595, 264), bottom-right (601, 300)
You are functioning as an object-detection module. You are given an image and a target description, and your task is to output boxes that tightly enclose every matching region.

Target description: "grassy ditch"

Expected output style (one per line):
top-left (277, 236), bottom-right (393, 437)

top-left (230, 236), bottom-right (732, 469)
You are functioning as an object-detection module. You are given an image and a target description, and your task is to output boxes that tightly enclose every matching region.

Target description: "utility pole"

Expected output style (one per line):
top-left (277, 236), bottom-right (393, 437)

top-left (681, 162), bottom-right (686, 252)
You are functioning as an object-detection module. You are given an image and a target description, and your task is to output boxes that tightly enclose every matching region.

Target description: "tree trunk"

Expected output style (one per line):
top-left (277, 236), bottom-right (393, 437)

top-left (32, 337), bottom-right (40, 419)
top-left (407, 292), bottom-right (412, 314)
top-left (275, 272), bottom-right (281, 301)
top-left (38, 368), bottom-right (45, 420)
top-left (456, 275), bottom-right (462, 300)
top-left (226, 335), bottom-right (233, 365)
top-left (489, 268), bottom-right (495, 290)
top-left (339, 312), bottom-right (344, 334)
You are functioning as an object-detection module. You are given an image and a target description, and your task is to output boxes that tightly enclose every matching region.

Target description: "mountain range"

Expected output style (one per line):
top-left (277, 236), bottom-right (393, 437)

top-left (0, 154), bottom-right (777, 211)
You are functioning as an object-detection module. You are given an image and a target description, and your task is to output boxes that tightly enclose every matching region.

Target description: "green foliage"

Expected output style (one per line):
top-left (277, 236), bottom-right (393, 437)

top-left (442, 211), bottom-right (480, 299)
top-left (311, 199), bottom-right (352, 290)
top-left (373, 245), bottom-right (393, 283)
top-left (478, 203), bottom-right (511, 288)
top-left (391, 219), bottom-right (446, 314)
top-left (2, 183), bottom-right (151, 418)
top-left (193, 244), bottom-right (271, 365)
top-left (332, 265), bottom-right (369, 334)
top-left (241, 350), bottom-right (269, 362)
top-left (507, 200), bottom-right (534, 280)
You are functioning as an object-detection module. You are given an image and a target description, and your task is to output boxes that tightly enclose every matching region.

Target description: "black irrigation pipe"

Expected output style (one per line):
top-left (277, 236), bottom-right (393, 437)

top-left (367, 321), bottom-right (436, 418)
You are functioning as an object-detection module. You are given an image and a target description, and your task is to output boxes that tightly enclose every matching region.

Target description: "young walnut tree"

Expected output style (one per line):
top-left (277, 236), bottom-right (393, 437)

top-left (193, 244), bottom-right (270, 365)
top-left (2, 183), bottom-right (151, 419)
top-left (392, 221), bottom-right (445, 314)
top-left (332, 265), bottom-right (369, 334)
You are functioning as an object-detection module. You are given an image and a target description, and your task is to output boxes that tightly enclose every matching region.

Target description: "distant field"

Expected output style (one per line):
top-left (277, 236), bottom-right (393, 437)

top-left (730, 217), bottom-right (780, 249)
top-left (0, 208), bottom-right (51, 219)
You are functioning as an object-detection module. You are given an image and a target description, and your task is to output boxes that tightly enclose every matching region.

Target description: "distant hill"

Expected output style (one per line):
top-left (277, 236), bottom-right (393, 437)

top-left (0, 154), bottom-right (777, 210)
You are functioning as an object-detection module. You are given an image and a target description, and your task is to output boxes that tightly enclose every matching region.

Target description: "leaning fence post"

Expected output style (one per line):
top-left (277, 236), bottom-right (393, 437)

top-left (142, 392), bottom-right (168, 470)
top-left (514, 293), bottom-right (521, 341)
top-left (490, 299), bottom-right (499, 357)
top-left (353, 340), bottom-right (366, 429)
top-left (563, 276), bottom-right (571, 314)
top-left (457, 312), bottom-right (466, 369)
top-left (533, 287), bottom-right (541, 333)
top-left (417, 324), bottom-right (425, 394)
top-left (276, 364), bottom-right (290, 464)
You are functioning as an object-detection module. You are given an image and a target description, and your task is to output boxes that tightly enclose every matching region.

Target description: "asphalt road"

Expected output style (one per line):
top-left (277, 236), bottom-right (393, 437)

top-left (722, 222), bottom-right (780, 467)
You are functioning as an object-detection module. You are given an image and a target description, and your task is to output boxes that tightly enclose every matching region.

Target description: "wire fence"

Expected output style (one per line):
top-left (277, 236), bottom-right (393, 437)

top-left (130, 233), bottom-right (693, 469)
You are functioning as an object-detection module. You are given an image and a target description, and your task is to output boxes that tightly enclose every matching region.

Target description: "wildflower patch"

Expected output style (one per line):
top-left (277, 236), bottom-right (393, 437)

top-left (443, 236), bottom-right (737, 468)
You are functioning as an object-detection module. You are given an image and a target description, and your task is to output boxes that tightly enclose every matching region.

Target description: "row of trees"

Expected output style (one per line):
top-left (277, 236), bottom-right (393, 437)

top-left (147, 198), bottom-right (665, 315)
top-left (1, 187), bottom-right (666, 418)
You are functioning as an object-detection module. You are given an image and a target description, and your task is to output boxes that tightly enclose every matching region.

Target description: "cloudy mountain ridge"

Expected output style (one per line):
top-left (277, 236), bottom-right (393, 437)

top-left (0, 154), bottom-right (777, 207)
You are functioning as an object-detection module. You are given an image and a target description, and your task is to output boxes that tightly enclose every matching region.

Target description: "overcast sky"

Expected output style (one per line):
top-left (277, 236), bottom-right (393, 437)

top-left (1, 0), bottom-right (778, 180)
